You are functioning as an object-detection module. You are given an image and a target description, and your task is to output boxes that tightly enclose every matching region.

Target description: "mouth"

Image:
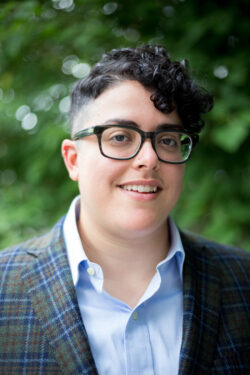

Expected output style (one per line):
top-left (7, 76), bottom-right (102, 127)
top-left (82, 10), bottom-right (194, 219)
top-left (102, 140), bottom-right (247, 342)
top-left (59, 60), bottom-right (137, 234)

top-left (119, 184), bottom-right (160, 193)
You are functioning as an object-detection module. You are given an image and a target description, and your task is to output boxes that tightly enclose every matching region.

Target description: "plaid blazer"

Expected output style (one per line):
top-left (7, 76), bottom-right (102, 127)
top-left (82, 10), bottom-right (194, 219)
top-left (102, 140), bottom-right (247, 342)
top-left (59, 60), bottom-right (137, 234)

top-left (0, 217), bottom-right (249, 374)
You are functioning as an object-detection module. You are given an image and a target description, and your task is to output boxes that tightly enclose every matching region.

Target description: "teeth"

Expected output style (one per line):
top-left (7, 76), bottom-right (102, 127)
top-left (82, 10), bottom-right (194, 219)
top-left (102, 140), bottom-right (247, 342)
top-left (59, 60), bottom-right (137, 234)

top-left (121, 185), bottom-right (158, 193)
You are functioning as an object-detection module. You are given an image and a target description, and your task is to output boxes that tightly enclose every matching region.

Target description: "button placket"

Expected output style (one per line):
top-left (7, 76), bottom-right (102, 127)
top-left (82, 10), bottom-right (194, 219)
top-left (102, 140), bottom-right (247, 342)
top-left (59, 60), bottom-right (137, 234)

top-left (124, 307), bottom-right (154, 375)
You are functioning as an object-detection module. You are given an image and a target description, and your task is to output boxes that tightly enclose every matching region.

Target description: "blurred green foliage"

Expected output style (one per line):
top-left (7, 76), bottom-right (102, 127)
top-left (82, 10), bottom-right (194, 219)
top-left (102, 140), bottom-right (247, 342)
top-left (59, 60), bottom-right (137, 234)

top-left (0, 0), bottom-right (249, 250)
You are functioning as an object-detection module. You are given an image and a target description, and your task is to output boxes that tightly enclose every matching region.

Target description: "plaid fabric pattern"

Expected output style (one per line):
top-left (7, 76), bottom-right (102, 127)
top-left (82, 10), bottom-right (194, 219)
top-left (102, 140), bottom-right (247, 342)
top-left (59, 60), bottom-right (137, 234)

top-left (0, 218), bottom-right (97, 375)
top-left (179, 231), bottom-right (250, 375)
top-left (0, 218), bottom-right (249, 374)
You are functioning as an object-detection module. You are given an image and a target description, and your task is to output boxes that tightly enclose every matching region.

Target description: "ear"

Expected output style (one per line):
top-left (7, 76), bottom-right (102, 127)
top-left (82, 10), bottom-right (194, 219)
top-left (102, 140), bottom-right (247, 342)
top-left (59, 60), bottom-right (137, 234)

top-left (61, 139), bottom-right (79, 181)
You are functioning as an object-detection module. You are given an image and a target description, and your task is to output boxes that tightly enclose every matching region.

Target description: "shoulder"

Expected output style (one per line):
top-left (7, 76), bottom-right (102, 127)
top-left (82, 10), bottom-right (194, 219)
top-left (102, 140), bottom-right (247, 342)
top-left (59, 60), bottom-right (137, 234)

top-left (180, 230), bottom-right (250, 283)
top-left (180, 230), bottom-right (249, 258)
top-left (0, 217), bottom-right (65, 271)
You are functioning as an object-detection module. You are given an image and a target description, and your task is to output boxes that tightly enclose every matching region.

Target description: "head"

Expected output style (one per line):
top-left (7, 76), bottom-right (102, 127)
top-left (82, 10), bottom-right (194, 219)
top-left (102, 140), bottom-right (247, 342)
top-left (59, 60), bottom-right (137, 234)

top-left (70, 44), bottom-right (213, 137)
top-left (62, 45), bottom-right (213, 240)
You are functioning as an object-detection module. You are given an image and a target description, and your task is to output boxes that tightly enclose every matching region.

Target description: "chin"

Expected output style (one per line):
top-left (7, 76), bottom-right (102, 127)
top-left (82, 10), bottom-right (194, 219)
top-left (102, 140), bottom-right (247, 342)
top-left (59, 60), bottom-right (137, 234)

top-left (115, 212), bottom-right (168, 238)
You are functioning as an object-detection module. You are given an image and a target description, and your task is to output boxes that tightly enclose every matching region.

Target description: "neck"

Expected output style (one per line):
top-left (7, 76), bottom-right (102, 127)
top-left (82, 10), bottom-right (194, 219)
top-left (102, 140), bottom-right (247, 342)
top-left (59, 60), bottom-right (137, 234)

top-left (77, 210), bottom-right (170, 308)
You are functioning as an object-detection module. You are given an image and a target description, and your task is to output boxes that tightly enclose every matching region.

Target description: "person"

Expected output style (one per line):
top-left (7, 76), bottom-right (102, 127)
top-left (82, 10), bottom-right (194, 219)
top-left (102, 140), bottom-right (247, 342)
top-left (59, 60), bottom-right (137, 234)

top-left (0, 45), bottom-right (249, 375)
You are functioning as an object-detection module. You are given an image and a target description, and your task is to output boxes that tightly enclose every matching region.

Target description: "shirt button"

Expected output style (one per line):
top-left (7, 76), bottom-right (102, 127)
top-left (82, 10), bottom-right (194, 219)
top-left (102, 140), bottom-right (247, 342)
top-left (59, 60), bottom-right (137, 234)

top-left (132, 311), bottom-right (138, 320)
top-left (87, 267), bottom-right (95, 276)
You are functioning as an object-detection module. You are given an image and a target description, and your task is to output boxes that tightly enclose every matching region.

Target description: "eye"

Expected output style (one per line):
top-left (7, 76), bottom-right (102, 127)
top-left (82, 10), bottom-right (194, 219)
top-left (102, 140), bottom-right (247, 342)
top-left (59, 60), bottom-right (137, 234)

top-left (159, 136), bottom-right (178, 147)
top-left (102, 128), bottom-right (135, 146)
top-left (111, 134), bottom-right (130, 143)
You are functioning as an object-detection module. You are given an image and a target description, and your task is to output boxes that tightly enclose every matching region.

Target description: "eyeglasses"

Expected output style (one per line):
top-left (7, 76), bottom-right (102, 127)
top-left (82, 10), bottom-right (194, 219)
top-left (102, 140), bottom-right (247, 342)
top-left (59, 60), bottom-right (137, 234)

top-left (72, 124), bottom-right (199, 164)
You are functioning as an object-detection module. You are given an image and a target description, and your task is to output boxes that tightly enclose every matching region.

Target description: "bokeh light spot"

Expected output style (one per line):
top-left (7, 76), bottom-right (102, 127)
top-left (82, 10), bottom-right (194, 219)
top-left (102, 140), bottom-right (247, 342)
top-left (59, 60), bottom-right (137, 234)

top-left (49, 84), bottom-right (67, 99)
top-left (21, 113), bottom-right (38, 130)
top-left (72, 63), bottom-right (91, 78)
top-left (103, 2), bottom-right (118, 15)
top-left (213, 66), bottom-right (229, 79)
top-left (34, 95), bottom-right (53, 112)
top-left (59, 96), bottom-right (70, 113)
top-left (16, 105), bottom-right (30, 121)
top-left (124, 28), bottom-right (140, 42)
top-left (62, 55), bottom-right (79, 75)
top-left (163, 6), bottom-right (175, 17)
top-left (52, 0), bottom-right (75, 11)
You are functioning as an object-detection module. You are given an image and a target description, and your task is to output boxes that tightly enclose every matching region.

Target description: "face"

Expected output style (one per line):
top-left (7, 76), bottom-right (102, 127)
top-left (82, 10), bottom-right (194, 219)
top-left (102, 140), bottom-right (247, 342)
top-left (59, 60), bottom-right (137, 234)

top-left (62, 80), bottom-right (185, 239)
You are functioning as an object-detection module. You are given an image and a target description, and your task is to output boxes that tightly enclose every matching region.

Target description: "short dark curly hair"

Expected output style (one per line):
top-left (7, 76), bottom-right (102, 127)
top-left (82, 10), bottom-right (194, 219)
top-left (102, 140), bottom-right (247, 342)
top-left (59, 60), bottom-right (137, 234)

top-left (70, 44), bottom-right (213, 136)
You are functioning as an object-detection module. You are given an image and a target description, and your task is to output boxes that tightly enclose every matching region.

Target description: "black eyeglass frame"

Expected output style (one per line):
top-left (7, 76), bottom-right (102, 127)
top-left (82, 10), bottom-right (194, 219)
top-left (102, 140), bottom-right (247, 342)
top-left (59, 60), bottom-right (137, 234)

top-left (72, 124), bottom-right (199, 164)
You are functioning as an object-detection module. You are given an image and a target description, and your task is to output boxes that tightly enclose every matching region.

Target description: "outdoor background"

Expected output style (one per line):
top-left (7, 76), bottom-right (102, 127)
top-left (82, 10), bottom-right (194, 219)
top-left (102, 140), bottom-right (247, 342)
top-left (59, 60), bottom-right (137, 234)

top-left (0, 0), bottom-right (249, 250)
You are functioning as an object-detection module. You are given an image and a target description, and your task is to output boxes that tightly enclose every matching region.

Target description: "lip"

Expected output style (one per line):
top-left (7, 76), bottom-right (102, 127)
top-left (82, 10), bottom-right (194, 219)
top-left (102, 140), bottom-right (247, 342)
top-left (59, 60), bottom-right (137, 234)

top-left (119, 179), bottom-right (163, 189)
top-left (118, 179), bottom-right (162, 201)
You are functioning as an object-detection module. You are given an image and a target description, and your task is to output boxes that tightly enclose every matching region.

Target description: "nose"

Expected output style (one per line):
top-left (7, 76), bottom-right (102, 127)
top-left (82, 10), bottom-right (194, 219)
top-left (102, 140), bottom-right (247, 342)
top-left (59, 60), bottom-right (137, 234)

top-left (132, 139), bottom-right (159, 170)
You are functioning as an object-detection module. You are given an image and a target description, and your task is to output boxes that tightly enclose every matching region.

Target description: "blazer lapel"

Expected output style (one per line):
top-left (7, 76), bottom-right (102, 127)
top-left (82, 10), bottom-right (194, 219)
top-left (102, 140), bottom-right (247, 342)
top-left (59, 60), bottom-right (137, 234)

top-left (179, 232), bottom-right (221, 375)
top-left (21, 219), bottom-right (98, 375)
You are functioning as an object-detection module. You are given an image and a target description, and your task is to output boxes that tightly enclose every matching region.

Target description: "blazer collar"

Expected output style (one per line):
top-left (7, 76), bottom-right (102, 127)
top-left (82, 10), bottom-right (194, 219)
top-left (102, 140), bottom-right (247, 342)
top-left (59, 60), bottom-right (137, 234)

top-left (21, 218), bottom-right (98, 375)
top-left (179, 231), bottom-right (221, 375)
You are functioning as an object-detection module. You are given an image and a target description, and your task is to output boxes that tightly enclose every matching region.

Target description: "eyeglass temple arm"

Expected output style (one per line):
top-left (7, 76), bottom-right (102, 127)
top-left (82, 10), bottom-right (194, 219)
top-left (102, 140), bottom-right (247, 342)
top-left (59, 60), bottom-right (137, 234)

top-left (72, 127), bottom-right (96, 140)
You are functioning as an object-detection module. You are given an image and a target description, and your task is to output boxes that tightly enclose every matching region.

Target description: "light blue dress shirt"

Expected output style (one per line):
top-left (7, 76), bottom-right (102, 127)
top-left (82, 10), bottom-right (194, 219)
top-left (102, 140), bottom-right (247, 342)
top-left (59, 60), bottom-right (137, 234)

top-left (63, 196), bottom-right (185, 375)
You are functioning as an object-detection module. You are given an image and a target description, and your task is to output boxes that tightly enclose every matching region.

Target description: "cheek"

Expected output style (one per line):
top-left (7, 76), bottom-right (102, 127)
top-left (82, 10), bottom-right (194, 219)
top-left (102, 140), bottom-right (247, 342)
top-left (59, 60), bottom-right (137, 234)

top-left (77, 151), bottom-right (127, 195)
top-left (164, 164), bottom-right (185, 193)
top-left (177, 165), bottom-right (185, 186)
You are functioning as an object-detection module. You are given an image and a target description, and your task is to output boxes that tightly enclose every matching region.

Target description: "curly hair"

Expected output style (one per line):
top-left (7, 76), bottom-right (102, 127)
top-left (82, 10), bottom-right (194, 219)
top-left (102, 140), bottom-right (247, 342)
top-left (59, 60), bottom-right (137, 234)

top-left (70, 45), bottom-right (213, 135)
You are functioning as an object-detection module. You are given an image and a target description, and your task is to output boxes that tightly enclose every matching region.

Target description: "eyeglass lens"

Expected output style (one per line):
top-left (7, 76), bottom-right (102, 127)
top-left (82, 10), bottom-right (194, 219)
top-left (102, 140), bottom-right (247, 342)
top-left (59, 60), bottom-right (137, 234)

top-left (100, 127), bottom-right (192, 162)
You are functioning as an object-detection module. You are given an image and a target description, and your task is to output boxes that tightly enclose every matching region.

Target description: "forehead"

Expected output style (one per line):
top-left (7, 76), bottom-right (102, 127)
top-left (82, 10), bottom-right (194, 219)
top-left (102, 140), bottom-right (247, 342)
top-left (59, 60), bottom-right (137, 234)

top-left (73, 80), bottom-right (181, 131)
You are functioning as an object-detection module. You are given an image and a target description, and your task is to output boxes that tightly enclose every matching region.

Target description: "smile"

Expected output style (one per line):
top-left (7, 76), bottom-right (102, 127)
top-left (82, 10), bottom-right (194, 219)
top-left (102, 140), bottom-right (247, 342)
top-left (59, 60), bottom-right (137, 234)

top-left (120, 185), bottom-right (158, 193)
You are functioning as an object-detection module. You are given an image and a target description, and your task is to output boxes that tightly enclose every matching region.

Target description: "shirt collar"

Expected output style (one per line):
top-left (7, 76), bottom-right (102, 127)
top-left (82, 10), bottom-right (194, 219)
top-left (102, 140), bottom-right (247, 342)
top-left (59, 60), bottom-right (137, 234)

top-left (157, 216), bottom-right (185, 281)
top-left (63, 196), bottom-right (88, 285)
top-left (63, 196), bottom-right (185, 286)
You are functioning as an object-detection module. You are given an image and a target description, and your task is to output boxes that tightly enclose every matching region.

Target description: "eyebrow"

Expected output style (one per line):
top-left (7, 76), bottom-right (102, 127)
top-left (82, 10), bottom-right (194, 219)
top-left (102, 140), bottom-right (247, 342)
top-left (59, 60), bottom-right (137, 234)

top-left (103, 118), bottom-right (183, 130)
